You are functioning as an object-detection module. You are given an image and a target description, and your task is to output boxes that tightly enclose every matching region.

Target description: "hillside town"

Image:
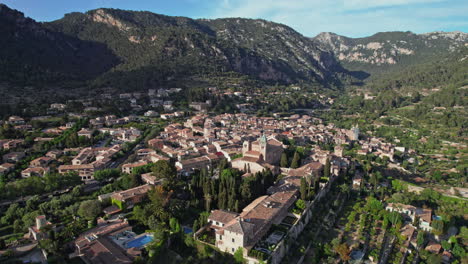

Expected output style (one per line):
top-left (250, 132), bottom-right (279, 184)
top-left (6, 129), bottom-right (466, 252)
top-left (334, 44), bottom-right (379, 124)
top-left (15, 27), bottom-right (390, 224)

top-left (0, 1), bottom-right (467, 263)
top-left (0, 94), bottom-right (465, 264)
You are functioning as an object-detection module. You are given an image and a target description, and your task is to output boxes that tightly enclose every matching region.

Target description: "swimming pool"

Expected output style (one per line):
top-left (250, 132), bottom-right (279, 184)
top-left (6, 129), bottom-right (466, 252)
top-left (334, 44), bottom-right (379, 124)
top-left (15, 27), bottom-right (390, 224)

top-left (183, 226), bottom-right (193, 234)
top-left (125, 234), bottom-right (154, 248)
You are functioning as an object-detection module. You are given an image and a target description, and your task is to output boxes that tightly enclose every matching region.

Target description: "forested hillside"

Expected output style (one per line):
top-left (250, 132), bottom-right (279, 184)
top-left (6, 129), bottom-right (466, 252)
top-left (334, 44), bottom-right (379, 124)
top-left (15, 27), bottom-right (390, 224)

top-left (366, 47), bottom-right (468, 92)
top-left (0, 4), bottom-right (119, 85)
top-left (312, 31), bottom-right (467, 77)
top-left (0, 4), bottom-right (353, 89)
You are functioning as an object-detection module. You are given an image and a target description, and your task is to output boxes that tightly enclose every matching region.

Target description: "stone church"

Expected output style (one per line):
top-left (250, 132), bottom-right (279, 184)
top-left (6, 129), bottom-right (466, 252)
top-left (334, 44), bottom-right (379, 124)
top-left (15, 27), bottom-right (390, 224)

top-left (231, 134), bottom-right (284, 175)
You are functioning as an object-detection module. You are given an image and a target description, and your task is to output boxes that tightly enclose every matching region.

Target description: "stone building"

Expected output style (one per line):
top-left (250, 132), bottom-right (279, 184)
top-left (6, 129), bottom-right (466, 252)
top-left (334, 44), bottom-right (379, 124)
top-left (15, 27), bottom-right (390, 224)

top-left (231, 135), bottom-right (283, 175)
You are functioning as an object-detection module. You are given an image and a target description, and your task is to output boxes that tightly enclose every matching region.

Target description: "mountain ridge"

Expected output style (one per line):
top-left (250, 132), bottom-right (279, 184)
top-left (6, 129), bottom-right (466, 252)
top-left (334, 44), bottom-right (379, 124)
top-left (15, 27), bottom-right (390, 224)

top-left (0, 5), bottom-right (351, 88)
top-left (0, 3), bottom-right (466, 90)
top-left (311, 30), bottom-right (468, 76)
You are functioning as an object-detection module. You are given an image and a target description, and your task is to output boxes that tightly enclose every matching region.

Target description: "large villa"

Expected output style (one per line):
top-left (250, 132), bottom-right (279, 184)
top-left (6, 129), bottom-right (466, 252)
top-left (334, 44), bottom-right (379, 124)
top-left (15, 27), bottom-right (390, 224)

top-left (196, 167), bottom-right (333, 264)
top-left (209, 190), bottom-right (298, 254)
top-left (74, 219), bottom-right (154, 264)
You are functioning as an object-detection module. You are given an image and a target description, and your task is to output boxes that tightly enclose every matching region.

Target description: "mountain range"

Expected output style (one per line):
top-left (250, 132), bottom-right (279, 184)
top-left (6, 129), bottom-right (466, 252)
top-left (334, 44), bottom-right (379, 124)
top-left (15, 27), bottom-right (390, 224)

top-left (0, 4), bottom-right (467, 90)
top-left (312, 31), bottom-right (467, 76)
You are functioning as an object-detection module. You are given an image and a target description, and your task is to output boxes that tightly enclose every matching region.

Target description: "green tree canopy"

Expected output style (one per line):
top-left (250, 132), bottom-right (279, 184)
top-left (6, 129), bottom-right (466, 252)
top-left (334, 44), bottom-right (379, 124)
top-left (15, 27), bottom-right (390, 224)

top-left (78, 200), bottom-right (101, 220)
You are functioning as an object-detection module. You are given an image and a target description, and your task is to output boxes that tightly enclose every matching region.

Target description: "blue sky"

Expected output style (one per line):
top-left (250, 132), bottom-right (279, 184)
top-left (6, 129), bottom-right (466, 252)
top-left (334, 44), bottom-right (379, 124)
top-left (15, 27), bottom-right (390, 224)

top-left (1, 0), bottom-right (467, 37)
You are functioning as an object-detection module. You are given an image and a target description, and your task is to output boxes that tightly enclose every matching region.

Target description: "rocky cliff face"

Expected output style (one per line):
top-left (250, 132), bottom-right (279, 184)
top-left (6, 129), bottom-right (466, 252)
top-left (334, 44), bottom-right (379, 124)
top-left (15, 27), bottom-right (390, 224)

top-left (42, 8), bottom-right (349, 85)
top-left (200, 18), bottom-right (345, 83)
top-left (312, 31), bottom-right (468, 67)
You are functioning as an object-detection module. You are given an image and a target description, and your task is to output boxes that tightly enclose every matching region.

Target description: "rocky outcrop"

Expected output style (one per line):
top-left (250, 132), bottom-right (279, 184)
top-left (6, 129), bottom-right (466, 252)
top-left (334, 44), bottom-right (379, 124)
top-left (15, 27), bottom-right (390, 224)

top-left (45, 8), bottom-right (350, 85)
top-left (312, 31), bottom-right (468, 66)
top-left (90, 9), bottom-right (132, 31)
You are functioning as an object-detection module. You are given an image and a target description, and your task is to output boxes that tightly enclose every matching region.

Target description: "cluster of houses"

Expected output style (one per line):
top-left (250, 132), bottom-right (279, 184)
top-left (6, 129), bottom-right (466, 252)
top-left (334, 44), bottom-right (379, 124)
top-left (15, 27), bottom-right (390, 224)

top-left (385, 203), bottom-right (453, 263)
top-left (0, 112), bottom-right (143, 182)
top-left (140, 113), bottom-right (370, 179)
top-left (117, 88), bottom-right (182, 111)
top-left (89, 115), bottom-right (138, 128)
top-left (0, 140), bottom-right (26, 175)
top-left (58, 146), bottom-right (121, 182)
top-left (0, 139), bottom-right (24, 150)
top-left (0, 107), bottom-right (419, 264)
top-left (196, 140), bottom-right (340, 263)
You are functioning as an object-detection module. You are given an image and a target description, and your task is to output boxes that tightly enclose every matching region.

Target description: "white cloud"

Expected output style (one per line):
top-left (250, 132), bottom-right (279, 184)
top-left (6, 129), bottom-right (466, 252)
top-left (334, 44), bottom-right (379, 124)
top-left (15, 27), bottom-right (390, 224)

top-left (342, 0), bottom-right (444, 9)
top-left (207, 0), bottom-right (468, 37)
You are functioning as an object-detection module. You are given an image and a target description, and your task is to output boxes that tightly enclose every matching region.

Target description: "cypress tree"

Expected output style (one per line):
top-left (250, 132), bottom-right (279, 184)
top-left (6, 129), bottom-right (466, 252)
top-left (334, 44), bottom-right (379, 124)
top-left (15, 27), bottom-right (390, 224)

top-left (218, 190), bottom-right (226, 209)
top-left (300, 177), bottom-right (307, 200)
top-left (291, 151), bottom-right (301, 169)
top-left (280, 152), bottom-right (288, 168)
top-left (204, 194), bottom-right (212, 212)
top-left (324, 158), bottom-right (331, 178)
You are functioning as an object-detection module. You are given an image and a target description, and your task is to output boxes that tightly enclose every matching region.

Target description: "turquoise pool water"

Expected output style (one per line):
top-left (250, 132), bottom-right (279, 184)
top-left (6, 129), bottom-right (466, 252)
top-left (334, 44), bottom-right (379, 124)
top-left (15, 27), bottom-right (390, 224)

top-left (183, 227), bottom-right (193, 234)
top-left (126, 234), bottom-right (154, 248)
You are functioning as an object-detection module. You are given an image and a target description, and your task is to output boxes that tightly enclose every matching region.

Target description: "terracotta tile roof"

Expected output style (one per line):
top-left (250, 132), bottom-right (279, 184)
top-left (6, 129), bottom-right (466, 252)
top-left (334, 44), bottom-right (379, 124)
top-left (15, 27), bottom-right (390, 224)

top-left (208, 210), bottom-right (239, 225)
top-left (244, 150), bottom-right (260, 156)
top-left (425, 241), bottom-right (442, 254)
top-left (1, 163), bottom-right (15, 169)
top-left (103, 205), bottom-right (122, 215)
top-left (400, 224), bottom-right (416, 240)
top-left (238, 190), bottom-right (297, 242)
top-left (416, 208), bottom-right (432, 223)
top-left (224, 218), bottom-right (255, 235)
top-left (236, 156), bottom-right (261, 163)
top-left (59, 164), bottom-right (94, 170)
top-left (81, 236), bottom-right (133, 264)
top-left (111, 184), bottom-right (152, 201)
top-left (288, 162), bottom-right (323, 177)
top-left (267, 176), bottom-right (302, 194)
top-left (267, 138), bottom-right (283, 146)
top-left (22, 167), bottom-right (47, 174)
top-left (122, 161), bottom-right (148, 168)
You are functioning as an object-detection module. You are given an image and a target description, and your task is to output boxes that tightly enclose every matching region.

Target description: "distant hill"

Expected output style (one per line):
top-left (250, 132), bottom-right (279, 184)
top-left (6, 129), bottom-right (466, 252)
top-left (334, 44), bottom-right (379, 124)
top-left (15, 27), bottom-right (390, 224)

top-left (312, 31), bottom-right (468, 76)
top-left (365, 46), bottom-right (468, 92)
